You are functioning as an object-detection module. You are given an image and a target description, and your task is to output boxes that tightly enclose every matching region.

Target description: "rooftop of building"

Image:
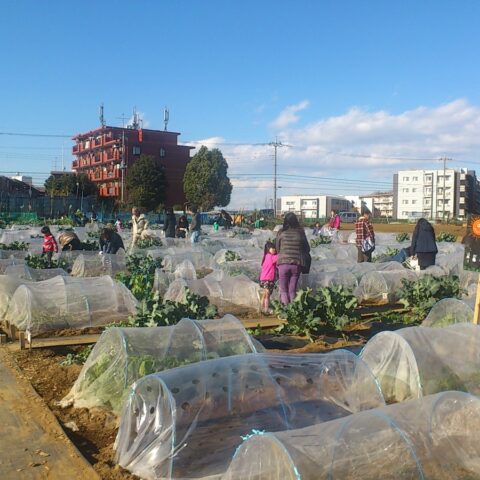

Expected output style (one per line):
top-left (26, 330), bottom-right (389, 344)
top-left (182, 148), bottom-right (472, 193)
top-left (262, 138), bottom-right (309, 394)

top-left (72, 125), bottom-right (182, 140)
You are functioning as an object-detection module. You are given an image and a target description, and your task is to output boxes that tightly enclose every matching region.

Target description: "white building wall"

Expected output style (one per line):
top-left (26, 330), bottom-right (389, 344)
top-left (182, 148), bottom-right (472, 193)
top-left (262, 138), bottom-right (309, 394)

top-left (279, 195), bottom-right (351, 219)
top-left (395, 169), bottom-right (459, 220)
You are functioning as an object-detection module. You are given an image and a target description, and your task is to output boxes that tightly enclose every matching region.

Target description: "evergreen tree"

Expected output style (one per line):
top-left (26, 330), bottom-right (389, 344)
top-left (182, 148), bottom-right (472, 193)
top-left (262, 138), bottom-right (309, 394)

top-left (183, 146), bottom-right (232, 210)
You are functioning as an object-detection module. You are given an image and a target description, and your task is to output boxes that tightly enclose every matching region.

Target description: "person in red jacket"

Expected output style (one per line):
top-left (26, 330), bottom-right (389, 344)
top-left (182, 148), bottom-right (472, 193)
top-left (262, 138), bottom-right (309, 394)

top-left (41, 226), bottom-right (58, 268)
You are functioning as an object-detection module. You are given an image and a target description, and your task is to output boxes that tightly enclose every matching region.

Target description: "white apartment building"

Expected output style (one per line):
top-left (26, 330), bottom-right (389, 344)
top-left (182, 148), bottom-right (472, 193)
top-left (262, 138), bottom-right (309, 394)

top-left (394, 169), bottom-right (460, 220)
top-left (361, 192), bottom-right (394, 218)
top-left (278, 195), bottom-right (352, 219)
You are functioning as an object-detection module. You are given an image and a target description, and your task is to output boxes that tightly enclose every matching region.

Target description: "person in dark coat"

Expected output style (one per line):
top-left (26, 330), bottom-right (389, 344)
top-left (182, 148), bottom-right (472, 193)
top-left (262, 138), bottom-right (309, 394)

top-left (220, 210), bottom-right (233, 229)
top-left (58, 231), bottom-right (82, 251)
top-left (99, 227), bottom-right (125, 254)
top-left (411, 218), bottom-right (438, 270)
top-left (176, 214), bottom-right (189, 238)
top-left (163, 208), bottom-right (177, 238)
top-left (275, 212), bottom-right (311, 305)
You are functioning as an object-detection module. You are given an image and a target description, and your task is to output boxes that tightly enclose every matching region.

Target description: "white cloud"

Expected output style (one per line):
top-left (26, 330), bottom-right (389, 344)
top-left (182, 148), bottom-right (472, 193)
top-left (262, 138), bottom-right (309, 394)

top-left (186, 99), bottom-right (480, 208)
top-left (269, 100), bottom-right (310, 130)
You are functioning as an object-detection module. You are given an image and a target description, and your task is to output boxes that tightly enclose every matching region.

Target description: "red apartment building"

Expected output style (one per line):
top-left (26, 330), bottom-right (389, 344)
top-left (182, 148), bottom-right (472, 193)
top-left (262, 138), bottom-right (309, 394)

top-left (71, 126), bottom-right (193, 206)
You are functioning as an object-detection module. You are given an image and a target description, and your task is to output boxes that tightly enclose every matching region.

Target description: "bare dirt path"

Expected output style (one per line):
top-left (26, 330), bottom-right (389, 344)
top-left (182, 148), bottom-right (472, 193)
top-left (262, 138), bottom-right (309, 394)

top-left (0, 347), bottom-right (100, 479)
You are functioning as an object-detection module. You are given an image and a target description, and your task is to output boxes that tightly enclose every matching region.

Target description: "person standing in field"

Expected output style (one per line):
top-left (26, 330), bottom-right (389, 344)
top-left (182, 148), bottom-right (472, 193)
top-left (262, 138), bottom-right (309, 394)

top-left (329, 209), bottom-right (341, 230)
top-left (189, 206), bottom-right (201, 244)
top-left (41, 226), bottom-right (58, 267)
top-left (176, 214), bottom-right (189, 238)
top-left (411, 218), bottom-right (438, 270)
top-left (275, 212), bottom-right (311, 305)
top-left (163, 207), bottom-right (177, 239)
top-left (130, 207), bottom-right (149, 252)
top-left (259, 241), bottom-right (278, 314)
top-left (355, 208), bottom-right (375, 263)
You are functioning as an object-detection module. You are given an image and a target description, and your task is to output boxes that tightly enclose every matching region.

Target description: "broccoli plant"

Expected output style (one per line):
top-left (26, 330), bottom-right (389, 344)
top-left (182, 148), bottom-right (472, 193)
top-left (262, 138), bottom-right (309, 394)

top-left (273, 286), bottom-right (358, 341)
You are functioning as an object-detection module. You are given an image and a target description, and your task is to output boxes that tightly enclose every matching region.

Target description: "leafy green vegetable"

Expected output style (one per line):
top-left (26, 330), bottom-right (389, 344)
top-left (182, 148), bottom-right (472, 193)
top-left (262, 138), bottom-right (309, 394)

top-left (0, 241), bottom-right (29, 251)
top-left (397, 275), bottom-right (464, 322)
top-left (395, 233), bottom-right (410, 242)
top-left (128, 289), bottom-right (218, 328)
top-left (25, 254), bottom-right (69, 270)
top-left (273, 286), bottom-right (358, 341)
top-left (135, 237), bottom-right (163, 249)
top-left (224, 250), bottom-right (242, 262)
top-left (80, 240), bottom-right (99, 251)
top-left (436, 232), bottom-right (457, 242)
top-left (310, 236), bottom-right (332, 247)
top-left (61, 345), bottom-right (94, 365)
top-left (116, 254), bottom-right (163, 300)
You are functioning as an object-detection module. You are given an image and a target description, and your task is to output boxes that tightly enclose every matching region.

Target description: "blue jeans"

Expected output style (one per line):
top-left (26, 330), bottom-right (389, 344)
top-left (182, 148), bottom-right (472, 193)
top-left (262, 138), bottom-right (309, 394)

top-left (191, 231), bottom-right (200, 244)
top-left (278, 264), bottom-right (302, 304)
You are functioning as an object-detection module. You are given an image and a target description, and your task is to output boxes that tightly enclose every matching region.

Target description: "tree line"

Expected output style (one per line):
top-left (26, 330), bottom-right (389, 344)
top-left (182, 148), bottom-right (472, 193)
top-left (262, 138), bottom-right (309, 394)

top-left (44, 146), bottom-right (232, 212)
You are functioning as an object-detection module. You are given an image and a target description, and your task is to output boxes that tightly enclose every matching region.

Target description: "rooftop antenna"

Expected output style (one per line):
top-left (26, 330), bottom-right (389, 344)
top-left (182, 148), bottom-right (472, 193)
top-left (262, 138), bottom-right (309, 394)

top-left (131, 106), bottom-right (140, 129)
top-left (164, 107), bottom-right (169, 131)
top-left (117, 113), bottom-right (127, 128)
top-left (99, 103), bottom-right (106, 127)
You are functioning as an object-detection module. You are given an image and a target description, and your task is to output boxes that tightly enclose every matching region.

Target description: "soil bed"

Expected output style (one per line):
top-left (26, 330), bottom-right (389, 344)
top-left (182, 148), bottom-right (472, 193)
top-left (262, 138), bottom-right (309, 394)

top-left (10, 315), bottom-right (407, 480)
top-left (14, 347), bottom-right (137, 480)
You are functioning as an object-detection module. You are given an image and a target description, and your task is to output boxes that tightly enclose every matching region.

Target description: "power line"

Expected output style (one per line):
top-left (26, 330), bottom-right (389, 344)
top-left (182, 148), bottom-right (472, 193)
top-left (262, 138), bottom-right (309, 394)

top-left (0, 131), bottom-right (72, 138)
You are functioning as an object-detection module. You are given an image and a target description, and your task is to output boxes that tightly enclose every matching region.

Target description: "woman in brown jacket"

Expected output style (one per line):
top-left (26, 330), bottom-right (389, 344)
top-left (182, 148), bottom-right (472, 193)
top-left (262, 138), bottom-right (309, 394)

top-left (275, 212), bottom-right (310, 304)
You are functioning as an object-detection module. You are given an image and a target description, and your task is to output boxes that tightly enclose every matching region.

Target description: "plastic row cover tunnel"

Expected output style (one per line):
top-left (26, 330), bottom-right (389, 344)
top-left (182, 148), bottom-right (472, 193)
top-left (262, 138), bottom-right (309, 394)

top-left (71, 252), bottom-right (127, 277)
top-left (114, 351), bottom-right (385, 480)
top-left (360, 323), bottom-right (480, 403)
top-left (4, 275), bottom-right (137, 335)
top-left (223, 391), bottom-right (480, 480)
top-left (61, 315), bottom-right (260, 414)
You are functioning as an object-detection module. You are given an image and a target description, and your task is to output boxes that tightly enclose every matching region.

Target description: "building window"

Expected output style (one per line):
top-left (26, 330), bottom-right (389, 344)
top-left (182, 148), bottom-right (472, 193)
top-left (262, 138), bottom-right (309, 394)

top-left (402, 188), bottom-right (409, 193)
top-left (403, 176), bottom-right (409, 181)
top-left (402, 200), bottom-right (409, 204)
top-left (412, 188), bottom-right (417, 193)
top-left (411, 200), bottom-right (417, 204)
top-left (412, 176), bottom-right (418, 181)
top-left (160, 148), bottom-right (166, 157)
top-left (133, 146), bottom-right (141, 155)
top-left (286, 201), bottom-right (294, 205)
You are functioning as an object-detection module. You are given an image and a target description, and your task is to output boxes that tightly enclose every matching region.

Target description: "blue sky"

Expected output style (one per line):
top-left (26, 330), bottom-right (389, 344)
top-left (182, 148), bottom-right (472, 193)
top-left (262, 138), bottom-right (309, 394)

top-left (1, 1), bottom-right (480, 207)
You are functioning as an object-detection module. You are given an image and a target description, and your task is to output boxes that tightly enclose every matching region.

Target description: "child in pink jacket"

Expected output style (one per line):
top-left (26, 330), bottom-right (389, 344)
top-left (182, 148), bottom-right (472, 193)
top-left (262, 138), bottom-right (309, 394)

top-left (259, 241), bottom-right (278, 314)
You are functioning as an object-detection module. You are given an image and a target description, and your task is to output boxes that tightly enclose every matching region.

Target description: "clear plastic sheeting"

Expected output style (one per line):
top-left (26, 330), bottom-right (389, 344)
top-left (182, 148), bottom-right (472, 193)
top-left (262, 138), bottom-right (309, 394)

top-left (354, 269), bottom-right (416, 304)
top-left (62, 315), bottom-right (259, 414)
top-left (299, 270), bottom-right (358, 291)
top-left (223, 391), bottom-right (480, 480)
top-left (172, 259), bottom-right (197, 280)
top-left (361, 323), bottom-right (480, 403)
top-left (5, 275), bottom-right (137, 335)
top-left (4, 264), bottom-right (67, 281)
top-left (164, 270), bottom-right (261, 310)
top-left (422, 298), bottom-right (473, 327)
top-left (162, 250), bottom-right (214, 272)
top-left (71, 253), bottom-right (127, 277)
top-left (0, 275), bottom-right (25, 318)
top-left (0, 257), bottom-right (25, 273)
top-left (114, 351), bottom-right (385, 480)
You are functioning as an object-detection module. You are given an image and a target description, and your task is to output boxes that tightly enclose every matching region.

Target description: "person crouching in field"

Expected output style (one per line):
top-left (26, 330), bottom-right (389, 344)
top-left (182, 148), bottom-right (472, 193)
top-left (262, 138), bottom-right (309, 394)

top-left (259, 241), bottom-right (278, 314)
top-left (41, 226), bottom-right (58, 267)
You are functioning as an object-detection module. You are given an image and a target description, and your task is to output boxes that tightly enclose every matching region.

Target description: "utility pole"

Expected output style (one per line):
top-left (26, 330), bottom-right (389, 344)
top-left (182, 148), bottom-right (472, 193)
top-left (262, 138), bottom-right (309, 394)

top-left (269, 138), bottom-right (289, 217)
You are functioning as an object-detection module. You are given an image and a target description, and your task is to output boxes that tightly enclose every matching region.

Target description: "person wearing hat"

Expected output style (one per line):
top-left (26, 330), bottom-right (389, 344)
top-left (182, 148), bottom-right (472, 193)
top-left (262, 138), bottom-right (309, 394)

top-left (355, 208), bottom-right (375, 262)
top-left (58, 231), bottom-right (82, 251)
